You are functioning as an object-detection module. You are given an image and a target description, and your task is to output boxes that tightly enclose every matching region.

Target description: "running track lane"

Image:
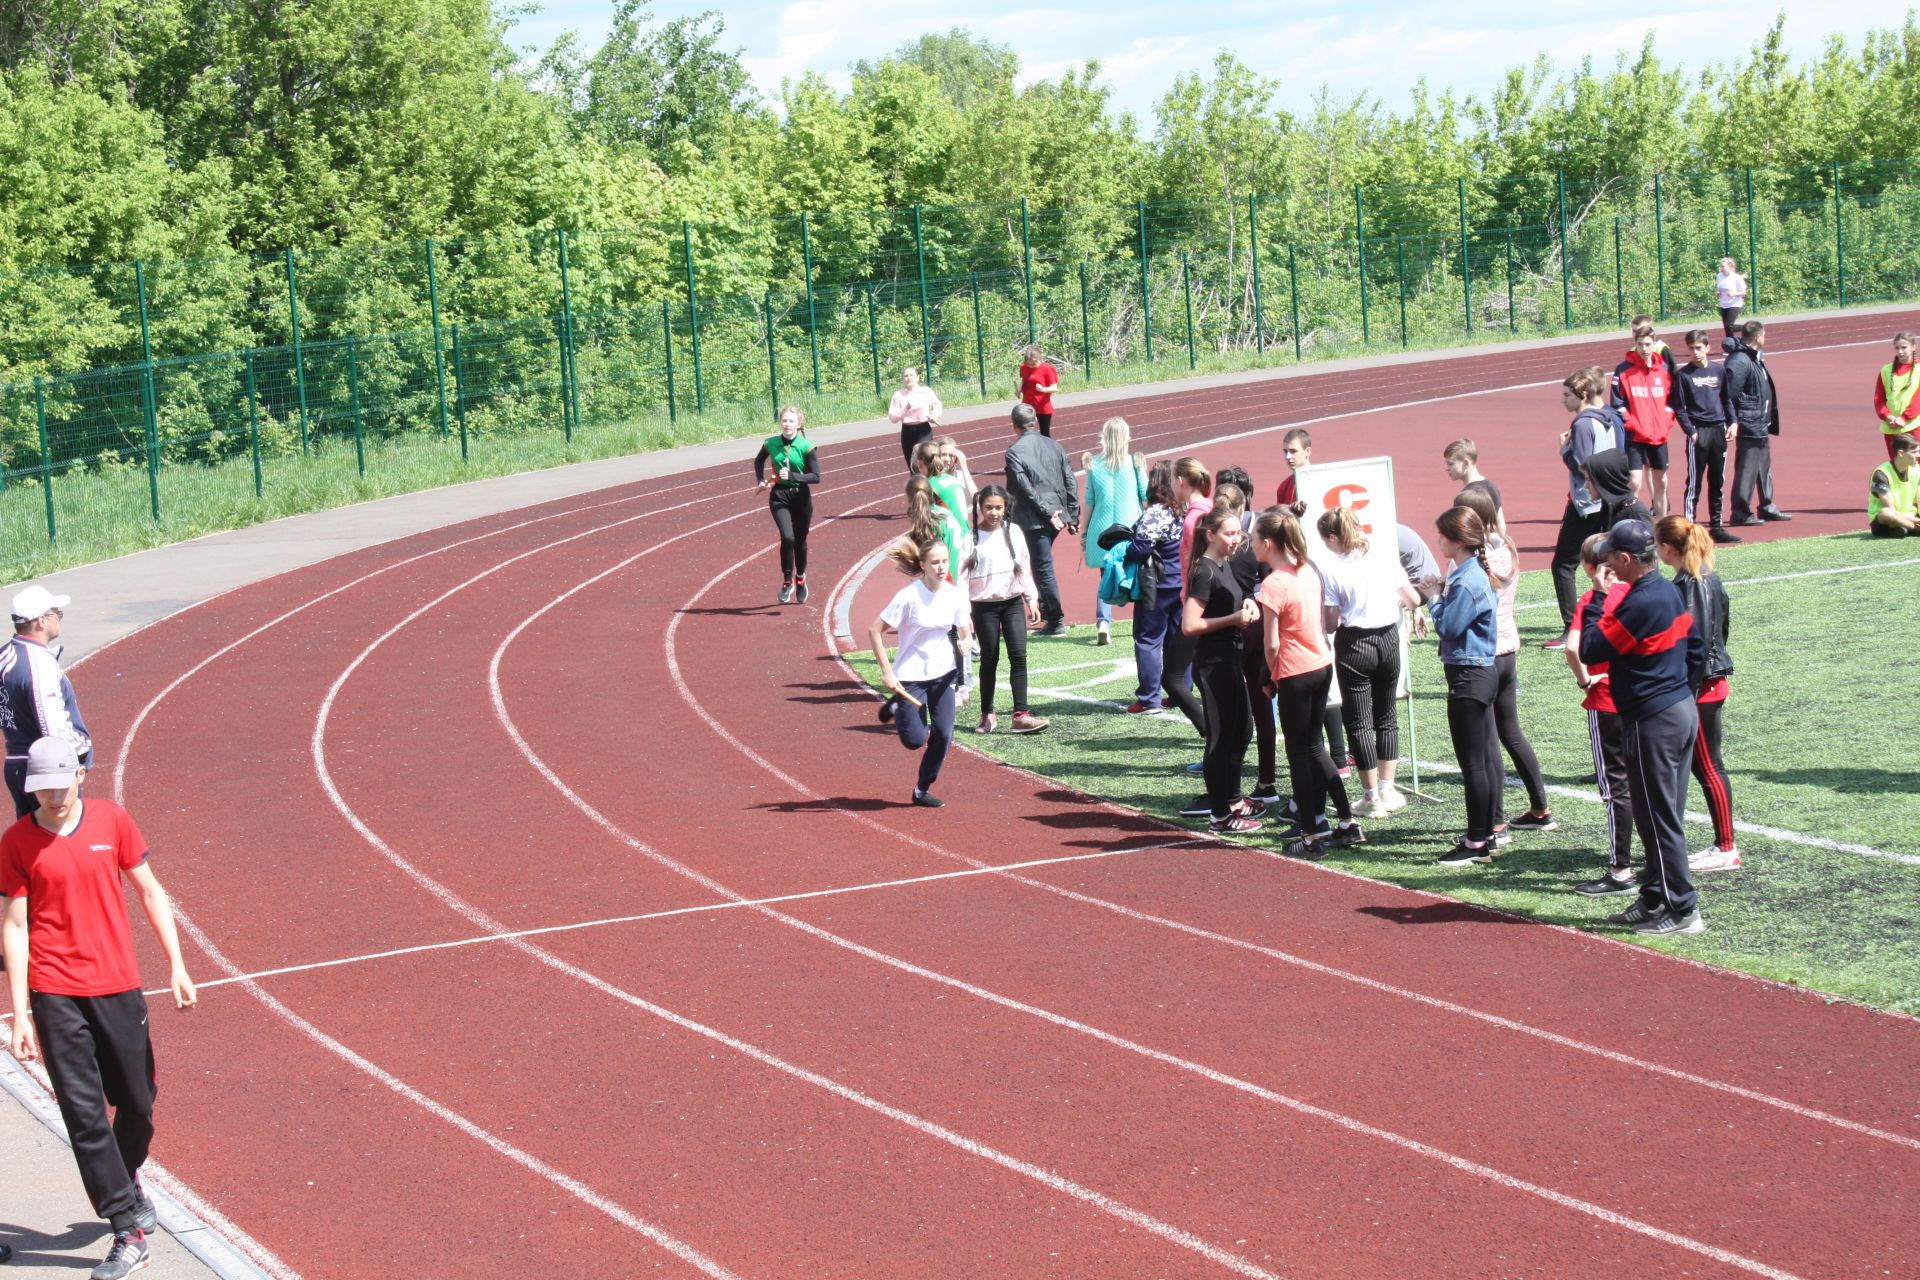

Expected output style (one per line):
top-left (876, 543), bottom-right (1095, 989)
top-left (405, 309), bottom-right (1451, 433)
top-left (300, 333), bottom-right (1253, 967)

top-left (76, 310), bottom-right (1919, 1278)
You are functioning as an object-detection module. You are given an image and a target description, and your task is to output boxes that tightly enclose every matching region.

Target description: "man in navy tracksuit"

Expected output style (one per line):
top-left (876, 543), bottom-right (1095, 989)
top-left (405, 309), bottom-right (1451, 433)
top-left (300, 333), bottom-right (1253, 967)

top-left (1579, 519), bottom-right (1707, 936)
top-left (1673, 330), bottom-right (1740, 544)
top-left (0, 584), bottom-right (92, 820)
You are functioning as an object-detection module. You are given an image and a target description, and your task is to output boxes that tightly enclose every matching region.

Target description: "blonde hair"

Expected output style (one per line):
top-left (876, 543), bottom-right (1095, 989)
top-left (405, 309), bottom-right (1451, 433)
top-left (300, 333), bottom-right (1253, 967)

top-left (1214, 486), bottom-right (1246, 516)
top-left (885, 535), bottom-right (944, 577)
top-left (1254, 508), bottom-right (1309, 566)
top-left (1655, 515), bottom-right (1715, 578)
top-left (1564, 366), bottom-right (1608, 401)
top-left (911, 440), bottom-right (944, 476)
top-left (777, 405), bottom-right (806, 430)
top-left (1022, 344), bottom-right (1043, 364)
top-left (1317, 505), bottom-right (1369, 556)
top-left (1442, 438), bottom-right (1477, 464)
top-left (1173, 456), bottom-right (1211, 497)
top-left (1579, 532), bottom-right (1611, 568)
top-left (1084, 416), bottom-right (1133, 470)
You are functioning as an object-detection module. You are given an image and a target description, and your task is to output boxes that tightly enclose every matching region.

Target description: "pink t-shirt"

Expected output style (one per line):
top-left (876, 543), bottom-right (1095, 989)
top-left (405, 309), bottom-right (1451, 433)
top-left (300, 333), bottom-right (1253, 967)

top-left (1256, 561), bottom-right (1332, 681)
top-left (1177, 496), bottom-right (1212, 602)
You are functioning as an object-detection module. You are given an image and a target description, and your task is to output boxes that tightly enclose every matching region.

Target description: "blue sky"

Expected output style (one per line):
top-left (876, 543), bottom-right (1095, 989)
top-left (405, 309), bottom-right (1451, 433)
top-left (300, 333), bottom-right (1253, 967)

top-left (506, 1), bottom-right (1903, 121)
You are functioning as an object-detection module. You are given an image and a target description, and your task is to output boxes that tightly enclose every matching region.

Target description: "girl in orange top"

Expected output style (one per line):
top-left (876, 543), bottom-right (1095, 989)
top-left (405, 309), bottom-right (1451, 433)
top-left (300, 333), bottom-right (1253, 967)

top-left (1254, 509), bottom-right (1361, 858)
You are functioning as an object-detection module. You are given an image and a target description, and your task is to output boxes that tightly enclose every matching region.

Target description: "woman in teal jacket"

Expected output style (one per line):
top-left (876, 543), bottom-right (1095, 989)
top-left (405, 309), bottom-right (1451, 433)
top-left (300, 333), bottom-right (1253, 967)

top-left (1080, 416), bottom-right (1147, 646)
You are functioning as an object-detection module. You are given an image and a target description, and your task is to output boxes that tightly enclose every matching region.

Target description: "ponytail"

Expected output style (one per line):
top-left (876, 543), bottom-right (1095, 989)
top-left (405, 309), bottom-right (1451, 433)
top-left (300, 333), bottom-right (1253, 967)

top-left (966, 483), bottom-right (1012, 573)
top-left (1254, 508), bottom-right (1309, 567)
top-left (885, 535), bottom-right (941, 577)
top-left (1435, 506), bottom-right (1491, 580)
top-left (1316, 505), bottom-right (1370, 556)
top-left (904, 476), bottom-right (940, 545)
top-left (1655, 515), bottom-right (1715, 577)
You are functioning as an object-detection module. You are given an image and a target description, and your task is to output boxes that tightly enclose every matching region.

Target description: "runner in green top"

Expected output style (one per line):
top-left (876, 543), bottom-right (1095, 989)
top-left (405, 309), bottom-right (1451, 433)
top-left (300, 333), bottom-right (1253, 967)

top-left (1870, 433), bottom-right (1920, 537)
top-left (754, 406), bottom-right (822, 603)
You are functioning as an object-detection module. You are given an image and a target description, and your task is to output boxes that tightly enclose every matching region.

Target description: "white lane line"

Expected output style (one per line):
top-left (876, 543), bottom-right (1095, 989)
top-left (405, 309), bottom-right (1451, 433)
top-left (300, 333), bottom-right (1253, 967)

top-left (127, 841), bottom-right (1201, 997)
top-left (1512, 555), bottom-right (1920, 613)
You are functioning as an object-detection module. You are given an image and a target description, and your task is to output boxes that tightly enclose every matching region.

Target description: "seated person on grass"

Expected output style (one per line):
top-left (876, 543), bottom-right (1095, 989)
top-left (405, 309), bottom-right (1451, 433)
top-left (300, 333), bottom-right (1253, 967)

top-left (1870, 433), bottom-right (1920, 538)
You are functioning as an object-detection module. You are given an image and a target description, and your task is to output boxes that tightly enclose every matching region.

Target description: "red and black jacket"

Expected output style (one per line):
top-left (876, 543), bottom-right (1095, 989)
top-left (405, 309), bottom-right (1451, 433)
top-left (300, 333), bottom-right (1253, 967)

top-left (1576, 572), bottom-right (1702, 719)
top-left (1610, 349), bottom-right (1681, 447)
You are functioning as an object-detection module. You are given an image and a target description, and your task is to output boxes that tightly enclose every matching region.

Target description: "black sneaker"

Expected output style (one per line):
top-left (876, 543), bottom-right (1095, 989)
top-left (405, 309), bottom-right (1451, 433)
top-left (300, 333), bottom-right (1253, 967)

top-left (91, 1229), bottom-right (149, 1280)
top-left (1635, 907), bottom-right (1705, 935)
top-left (778, 581), bottom-right (795, 604)
top-left (0, 1243), bottom-right (12, 1263)
top-left (1574, 871), bottom-right (1639, 896)
top-left (1606, 899), bottom-right (1668, 926)
top-left (1507, 810), bottom-right (1558, 831)
top-left (877, 697), bottom-right (896, 725)
top-left (1438, 840), bottom-right (1490, 866)
top-left (794, 579), bottom-right (810, 603)
top-left (1039, 621), bottom-right (1070, 637)
top-left (1247, 785), bottom-right (1284, 806)
top-left (1330, 819), bottom-right (1365, 847)
top-left (1758, 507), bottom-right (1793, 522)
top-left (1177, 796), bottom-right (1214, 817)
top-left (1282, 835), bottom-right (1328, 858)
top-left (1709, 526), bottom-right (1742, 545)
top-left (911, 789), bottom-right (944, 808)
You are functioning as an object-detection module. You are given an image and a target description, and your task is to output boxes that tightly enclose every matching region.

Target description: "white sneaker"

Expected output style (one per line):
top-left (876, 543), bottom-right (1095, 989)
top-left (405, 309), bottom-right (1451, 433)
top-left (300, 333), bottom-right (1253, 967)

top-left (1689, 845), bottom-right (1742, 872)
top-left (1377, 786), bottom-right (1409, 814)
top-left (1351, 796), bottom-right (1385, 819)
top-left (955, 684), bottom-right (972, 707)
top-left (1096, 621), bottom-right (1112, 646)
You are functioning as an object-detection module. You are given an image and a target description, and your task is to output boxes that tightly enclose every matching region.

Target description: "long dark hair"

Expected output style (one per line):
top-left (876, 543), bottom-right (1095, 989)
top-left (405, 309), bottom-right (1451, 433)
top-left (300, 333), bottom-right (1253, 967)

top-left (966, 483), bottom-right (1013, 572)
top-left (1435, 506), bottom-right (1492, 581)
top-left (1145, 458), bottom-right (1176, 508)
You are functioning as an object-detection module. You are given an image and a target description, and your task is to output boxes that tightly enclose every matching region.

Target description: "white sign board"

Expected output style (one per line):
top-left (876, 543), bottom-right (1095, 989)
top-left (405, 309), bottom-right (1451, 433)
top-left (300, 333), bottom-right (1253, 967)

top-left (1293, 455), bottom-right (1411, 699)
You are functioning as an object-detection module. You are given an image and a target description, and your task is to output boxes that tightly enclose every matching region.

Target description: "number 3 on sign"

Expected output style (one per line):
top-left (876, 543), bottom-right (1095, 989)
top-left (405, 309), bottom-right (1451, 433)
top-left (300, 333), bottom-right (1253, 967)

top-left (1324, 483), bottom-right (1373, 533)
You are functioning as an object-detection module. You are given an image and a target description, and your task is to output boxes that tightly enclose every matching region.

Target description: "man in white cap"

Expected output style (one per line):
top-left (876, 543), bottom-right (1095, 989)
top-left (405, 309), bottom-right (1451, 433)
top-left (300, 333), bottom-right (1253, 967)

top-left (3, 736), bottom-right (196, 1280)
top-left (1, 583), bottom-right (92, 819)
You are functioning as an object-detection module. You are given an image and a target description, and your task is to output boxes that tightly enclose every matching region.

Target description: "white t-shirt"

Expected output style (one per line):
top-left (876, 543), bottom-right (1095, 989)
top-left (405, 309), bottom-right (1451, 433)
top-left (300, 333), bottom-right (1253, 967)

top-left (880, 579), bottom-right (969, 682)
top-left (1320, 550), bottom-right (1403, 630)
top-left (1716, 270), bottom-right (1747, 308)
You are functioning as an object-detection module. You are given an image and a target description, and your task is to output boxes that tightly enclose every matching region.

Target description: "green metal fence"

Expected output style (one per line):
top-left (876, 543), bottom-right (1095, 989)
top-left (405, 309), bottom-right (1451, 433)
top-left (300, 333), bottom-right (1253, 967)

top-left (2, 160), bottom-right (1918, 544)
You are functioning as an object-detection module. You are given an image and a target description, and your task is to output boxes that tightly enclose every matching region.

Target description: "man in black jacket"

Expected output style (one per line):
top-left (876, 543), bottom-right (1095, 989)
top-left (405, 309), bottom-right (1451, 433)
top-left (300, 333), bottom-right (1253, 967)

top-left (1004, 403), bottom-right (1080, 635)
top-left (1721, 320), bottom-right (1794, 526)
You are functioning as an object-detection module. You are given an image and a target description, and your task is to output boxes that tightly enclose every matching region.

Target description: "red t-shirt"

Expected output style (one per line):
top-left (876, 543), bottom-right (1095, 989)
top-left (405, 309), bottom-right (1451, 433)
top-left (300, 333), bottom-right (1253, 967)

top-left (1570, 586), bottom-right (1618, 714)
top-left (1019, 362), bottom-right (1058, 414)
top-left (1275, 471), bottom-right (1298, 507)
top-left (0, 800), bottom-right (149, 996)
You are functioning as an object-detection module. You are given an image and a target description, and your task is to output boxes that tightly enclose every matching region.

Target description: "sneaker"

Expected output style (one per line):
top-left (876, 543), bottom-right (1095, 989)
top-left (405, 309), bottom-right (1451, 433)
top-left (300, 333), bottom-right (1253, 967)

top-left (1184, 760), bottom-right (1206, 775)
top-left (1351, 796), bottom-right (1385, 819)
top-left (794, 578), bottom-right (810, 603)
top-left (1008, 710), bottom-right (1050, 734)
top-left (1123, 701), bottom-right (1160, 714)
top-left (778, 581), bottom-right (795, 604)
top-left (1541, 632), bottom-right (1567, 651)
top-left (0, 1244), bottom-right (11, 1263)
top-left (91, 1229), bottom-right (149, 1280)
top-left (1039, 621), bottom-right (1070, 637)
top-left (1492, 825), bottom-right (1514, 848)
top-left (133, 1181), bottom-right (158, 1233)
top-left (1438, 840), bottom-right (1490, 866)
top-left (1209, 814), bottom-right (1264, 834)
top-left (1096, 621), bottom-right (1112, 646)
top-left (1507, 809), bottom-right (1558, 831)
top-left (1232, 796), bottom-right (1269, 819)
top-left (1636, 907), bottom-right (1706, 935)
top-left (911, 789), bottom-right (945, 808)
top-left (877, 697), bottom-right (896, 725)
top-left (1377, 786), bottom-right (1409, 814)
top-left (954, 684), bottom-right (971, 707)
top-left (1282, 835), bottom-right (1328, 859)
top-left (1709, 526), bottom-right (1742, 545)
top-left (1574, 870), bottom-right (1639, 896)
top-left (1758, 507), bottom-right (1794, 522)
top-left (975, 713), bottom-right (997, 735)
top-left (1730, 514), bottom-right (1762, 527)
top-left (1336, 758), bottom-right (1354, 780)
top-left (1178, 796), bottom-right (1214, 817)
top-left (1606, 899), bottom-right (1668, 926)
top-left (1689, 845), bottom-right (1743, 872)
top-left (1330, 819), bottom-right (1365, 847)
top-left (1247, 785), bottom-right (1284, 806)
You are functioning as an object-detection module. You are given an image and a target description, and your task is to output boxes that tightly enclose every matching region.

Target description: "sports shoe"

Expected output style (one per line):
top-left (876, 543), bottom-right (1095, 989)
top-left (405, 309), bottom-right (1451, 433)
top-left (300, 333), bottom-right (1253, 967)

top-left (1491, 825), bottom-right (1514, 848)
top-left (1377, 786), bottom-right (1409, 814)
top-left (1232, 796), bottom-right (1269, 819)
top-left (91, 1229), bottom-right (149, 1279)
top-left (794, 578), bottom-right (810, 603)
top-left (777, 581), bottom-right (795, 604)
top-left (911, 789), bottom-right (945, 808)
top-left (1574, 870), bottom-right (1638, 896)
top-left (1709, 526), bottom-right (1742, 545)
top-left (1690, 845), bottom-right (1743, 872)
top-left (1209, 814), bottom-right (1263, 834)
top-left (1039, 621), bottom-right (1070, 637)
top-left (1184, 760), bottom-right (1206, 775)
top-left (975, 713), bottom-right (996, 734)
top-left (133, 1180), bottom-right (157, 1233)
top-left (1606, 899), bottom-right (1667, 926)
top-left (1351, 796), bottom-right (1385, 819)
top-left (1758, 507), bottom-right (1794, 522)
top-left (1282, 835), bottom-right (1328, 859)
top-left (1330, 819), bottom-right (1365, 847)
top-left (1336, 760), bottom-right (1353, 780)
top-left (1635, 907), bottom-right (1706, 935)
top-left (1123, 701), bottom-right (1159, 714)
top-left (877, 697), bottom-right (896, 725)
top-left (1247, 785), bottom-right (1284, 806)
top-left (0, 1243), bottom-right (11, 1263)
top-left (1009, 710), bottom-right (1050, 734)
top-left (1096, 621), bottom-right (1111, 646)
top-left (1507, 809), bottom-right (1558, 831)
top-left (1541, 632), bottom-right (1567, 651)
top-left (1730, 514), bottom-right (1762, 527)
top-left (954, 684), bottom-right (971, 707)
top-left (1438, 840), bottom-right (1490, 866)
top-left (1178, 796), bottom-right (1214, 817)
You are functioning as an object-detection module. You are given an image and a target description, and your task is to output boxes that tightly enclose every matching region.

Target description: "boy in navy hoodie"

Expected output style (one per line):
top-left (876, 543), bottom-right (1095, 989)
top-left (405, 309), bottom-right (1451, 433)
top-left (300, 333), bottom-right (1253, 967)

top-left (1673, 329), bottom-right (1740, 544)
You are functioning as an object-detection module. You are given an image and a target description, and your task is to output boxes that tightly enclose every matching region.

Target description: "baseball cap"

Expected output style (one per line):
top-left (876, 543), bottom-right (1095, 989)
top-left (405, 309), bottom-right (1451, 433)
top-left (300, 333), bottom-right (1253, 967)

top-left (10, 584), bottom-right (70, 622)
top-left (1594, 518), bottom-right (1654, 559)
top-left (23, 737), bottom-right (81, 792)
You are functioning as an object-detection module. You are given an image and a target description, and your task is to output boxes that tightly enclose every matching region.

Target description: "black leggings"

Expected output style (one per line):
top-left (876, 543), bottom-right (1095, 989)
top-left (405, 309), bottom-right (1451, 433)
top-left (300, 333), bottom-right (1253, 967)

top-left (1196, 654), bottom-right (1252, 819)
top-left (1241, 630), bottom-right (1276, 789)
top-left (1493, 652), bottom-right (1549, 816)
top-left (1037, 412), bottom-right (1053, 436)
top-left (1692, 697), bottom-right (1734, 848)
top-left (1720, 305), bottom-right (1742, 337)
top-left (1335, 624), bottom-right (1400, 772)
top-left (1276, 664), bottom-right (1351, 826)
top-left (1445, 664), bottom-right (1500, 842)
top-left (971, 597), bottom-right (1030, 715)
top-left (769, 486), bottom-right (812, 580)
top-left (900, 422), bottom-right (933, 470)
top-left (1552, 501), bottom-right (1606, 627)
top-left (1162, 626), bottom-right (1206, 735)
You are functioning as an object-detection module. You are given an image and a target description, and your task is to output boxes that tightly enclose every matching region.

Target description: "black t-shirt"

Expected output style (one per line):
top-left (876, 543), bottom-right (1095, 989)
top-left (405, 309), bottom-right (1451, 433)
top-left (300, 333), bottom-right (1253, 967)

top-left (1461, 477), bottom-right (1502, 514)
top-left (1188, 556), bottom-right (1246, 663)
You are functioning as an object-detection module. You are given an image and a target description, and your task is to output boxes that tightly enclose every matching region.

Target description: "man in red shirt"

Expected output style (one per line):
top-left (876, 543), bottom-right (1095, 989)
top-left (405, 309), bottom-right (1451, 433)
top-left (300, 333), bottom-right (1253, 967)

top-left (1611, 321), bottom-right (1681, 516)
top-left (4, 736), bottom-right (196, 1280)
top-left (1273, 428), bottom-right (1311, 506)
top-left (1017, 345), bottom-right (1059, 436)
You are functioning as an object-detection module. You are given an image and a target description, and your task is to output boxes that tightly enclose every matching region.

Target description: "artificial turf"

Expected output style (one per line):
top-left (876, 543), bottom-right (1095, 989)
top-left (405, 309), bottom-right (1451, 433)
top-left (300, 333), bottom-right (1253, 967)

top-left (851, 533), bottom-right (1920, 1015)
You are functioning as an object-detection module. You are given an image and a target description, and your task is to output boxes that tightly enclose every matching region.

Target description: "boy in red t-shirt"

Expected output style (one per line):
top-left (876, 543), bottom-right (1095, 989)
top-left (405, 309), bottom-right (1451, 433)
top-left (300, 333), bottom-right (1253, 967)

top-left (1563, 537), bottom-right (1635, 897)
top-left (4, 736), bottom-right (196, 1280)
top-left (1273, 428), bottom-right (1311, 506)
top-left (1017, 345), bottom-right (1060, 436)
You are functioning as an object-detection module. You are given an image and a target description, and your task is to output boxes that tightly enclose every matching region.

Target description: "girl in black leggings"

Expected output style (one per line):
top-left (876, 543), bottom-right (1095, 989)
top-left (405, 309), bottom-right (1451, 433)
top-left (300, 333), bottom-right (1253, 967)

top-left (965, 485), bottom-right (1049, 735)
top-left (1181, 507), bottom-right (1263, 834)
top-left (1424, 506), bottom-right (1502, 863)
top-left (1316, 506), bottom-right (1421, 816)
top-left (754, 406), bottom-right (821, 604)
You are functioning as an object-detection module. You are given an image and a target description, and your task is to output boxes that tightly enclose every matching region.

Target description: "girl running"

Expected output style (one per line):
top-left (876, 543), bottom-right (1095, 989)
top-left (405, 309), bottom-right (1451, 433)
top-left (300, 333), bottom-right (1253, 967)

top-left (753, 406), bottom-right (820, 604)
top-left (1181, 508), bottom-right (1263, 834)
top-left (1655, 516), bottom-right (1739, 872)
top-left (1317, 506), bottom-right (1420, 817)
top-left (870, 536), bottom-right (973, 808)
top-left (965, 485), bottom-right (1048, 735)
top-left (1453, 487), bottom-right (1555, 837)
top-left (916, 440), bottom-right (971, 530)
top-left (1255, 508), bottom-right (1360, 856)
top-left (935, 436), bottom-right (979, 510)
top-left (888, 366), bottom-right (943, 469)
top-left (1424, 506), bottom-right (1500, 864)
top-left (1018, 345), bottom-right (1061, 436)
top-left (1565, 533), bottom-right (1637, 896)
top-left (1081, 417), bottom-right (1147, 646)
top-left (1123, 461), bottom-right (1186, 717)
top-left (905, 475), bottom-right (968, 585)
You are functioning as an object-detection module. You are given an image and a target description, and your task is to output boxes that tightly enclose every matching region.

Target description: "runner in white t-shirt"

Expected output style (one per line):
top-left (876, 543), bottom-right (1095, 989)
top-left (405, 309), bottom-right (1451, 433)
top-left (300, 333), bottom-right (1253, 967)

top-left (869, 536), bottom-right (974, 808)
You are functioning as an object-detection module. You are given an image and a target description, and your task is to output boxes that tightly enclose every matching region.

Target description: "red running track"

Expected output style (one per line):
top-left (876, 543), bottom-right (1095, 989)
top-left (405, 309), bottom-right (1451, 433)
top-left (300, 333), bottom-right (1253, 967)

top-left (70, 310), bottom-right (1920, 1279)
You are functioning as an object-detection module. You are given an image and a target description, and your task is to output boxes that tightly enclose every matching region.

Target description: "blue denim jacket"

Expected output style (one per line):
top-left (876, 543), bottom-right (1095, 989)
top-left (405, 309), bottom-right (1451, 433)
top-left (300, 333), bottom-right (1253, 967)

top-left (1428, 557), bottom-right (1498, 667)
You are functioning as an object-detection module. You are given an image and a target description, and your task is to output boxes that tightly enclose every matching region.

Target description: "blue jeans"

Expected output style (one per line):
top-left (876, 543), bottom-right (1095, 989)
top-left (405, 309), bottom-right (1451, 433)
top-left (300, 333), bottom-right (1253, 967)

top-left (1021, 522), bottom-right (1064, 625)
top-left (1131, 587), bottom-right (1180, 706)
top-left (1095, 591), bottom-right (1113, 626)
top-left (895, 670), bottom-right (958, 794)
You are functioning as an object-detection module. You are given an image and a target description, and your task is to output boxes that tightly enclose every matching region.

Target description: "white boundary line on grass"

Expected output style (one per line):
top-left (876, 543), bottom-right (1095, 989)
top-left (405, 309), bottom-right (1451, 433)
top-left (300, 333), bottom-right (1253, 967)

top-left (1513, 555), bottom-right (1920, 612)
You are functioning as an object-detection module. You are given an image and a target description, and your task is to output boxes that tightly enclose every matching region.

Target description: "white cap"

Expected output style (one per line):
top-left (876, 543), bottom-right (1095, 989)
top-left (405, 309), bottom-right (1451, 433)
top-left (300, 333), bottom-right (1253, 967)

top-left (10, 584), bottom-right (70, 623)
top-left (23, 737), bottom-right (81, 792)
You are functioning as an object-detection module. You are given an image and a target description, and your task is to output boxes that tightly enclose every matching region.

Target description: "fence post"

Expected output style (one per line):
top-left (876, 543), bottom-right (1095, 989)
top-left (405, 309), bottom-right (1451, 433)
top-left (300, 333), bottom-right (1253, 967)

top-left (1020, 196), bottom-right (1036, 345)
top-left (1556, 170), bottom-right (1571, 328)
top-left (660, 301), bottom-right (677, 424)
top-left (1722, 208), bottom-right (1731, 261)
top-left (426, 238), bottom-right (450, 438)
top-left (451, 323), bottom-right (469, 462)
top-left (1181, 251), bottom-right (1197, 370)
top-left (1458, 178), bottom-right (1472, 337)
top-left (1079, 261), bottom-right (1092, 382)
top-left (1249, 192), bottom-right (1265, 354)
top-left (1834, 162), bottom-right (1847, 307)
top-left (1654, 174), bottom-right (1667, 322)
top-left (971, 271), bottom-right (987, 396)
top-left (244, 349), bottom-right (264, 497)
top-left (557, 231), bottom-right (577, 441)
top-left (912, 204), bottom-right (933, 377)
top-left (1613, 217), bottom-right (1624, 325)
top-left (1505, 225), bottom-right (1516, 334)
top-left (800, 213), bottom-right (822, 395)
top-left (1355, 186), bottom-right (1370, 343)
top-left (763, 289), bottom-right (780, 421)
top-left (1394, 235), bottom-right (1408, 349)
top-left (34, 377), bottom-right (55, 544)
top-left (134, 260), bottom-right (161, 522)
top-left (1136, 201), bottom-right (1154, 363)
top-left (682, 221), bottom-right (705, 413)
top-left (866, 284), bottom-right (882, 398)
top-left (347, 337), bottom-right (366, 477)
top-left (284, 248), bottom-right (310, 453)
top-left (1287, 242), bottom-right (1302, 361)
top-left (1745, 167), bottom-right (1758, 311)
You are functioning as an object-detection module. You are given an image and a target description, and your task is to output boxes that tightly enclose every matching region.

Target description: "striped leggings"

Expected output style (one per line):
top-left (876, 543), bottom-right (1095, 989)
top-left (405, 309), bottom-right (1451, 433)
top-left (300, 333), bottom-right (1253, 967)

top-left (1692, 698), bottom-right (1734, 850)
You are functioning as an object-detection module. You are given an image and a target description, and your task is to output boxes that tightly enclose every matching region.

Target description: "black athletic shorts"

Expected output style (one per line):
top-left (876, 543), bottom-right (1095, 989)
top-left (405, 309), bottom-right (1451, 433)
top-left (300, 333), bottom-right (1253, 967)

top-left (1625, 439), bottom-right (1669, 470)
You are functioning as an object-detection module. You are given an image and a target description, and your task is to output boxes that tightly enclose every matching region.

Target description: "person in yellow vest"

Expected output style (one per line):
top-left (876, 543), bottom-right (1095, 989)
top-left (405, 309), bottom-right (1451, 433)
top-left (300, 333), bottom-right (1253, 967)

top-left (1873, 332), bottom-right (1919, 461)
top-left (1870, 433), bottom-right (1920, 538)
top-left (754, 406), bottom-right (822, 603)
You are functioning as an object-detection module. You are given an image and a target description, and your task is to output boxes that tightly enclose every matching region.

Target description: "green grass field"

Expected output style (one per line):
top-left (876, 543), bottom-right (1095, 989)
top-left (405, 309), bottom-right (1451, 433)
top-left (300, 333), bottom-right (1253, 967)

top-left (854, 534), bottom-right (1920, 1015)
